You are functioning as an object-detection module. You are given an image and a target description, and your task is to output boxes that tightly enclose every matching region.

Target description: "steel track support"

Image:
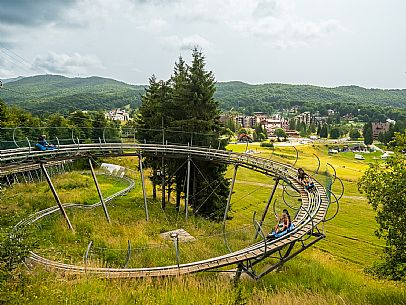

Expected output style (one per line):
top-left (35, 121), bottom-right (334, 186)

top-left (255, 177), bottom-right (280, 239)
top-left (22, 172), bottom-right (28, 184)
top-left (123, 240), bottom-right (131, 268)
top-left (84, 240), bottom-right (93, 266)
top-left (235, 262), bottom-right (258, 281)
top-left (222, 164), bottom-right (239, 252)
top-left (161, 156), bottom-right (166, 209)
top-left (185, 155), bottom-right (191, 221)
top-left (39, 162), bottom-right (74, 232)
top-left (89, 159), bottom-right (111, 224)
top-left (28, 171), bottom-right (34, 183)
top-left (234, 264), bottom-right (244, 284)
top-left (138, 153), bottom-right (149, 221)
top-left (256, 235), bottom-right (324, 279)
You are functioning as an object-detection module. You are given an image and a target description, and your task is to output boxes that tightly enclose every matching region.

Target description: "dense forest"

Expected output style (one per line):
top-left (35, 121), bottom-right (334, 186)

top-left (1, 75), bottom-right (406, 121)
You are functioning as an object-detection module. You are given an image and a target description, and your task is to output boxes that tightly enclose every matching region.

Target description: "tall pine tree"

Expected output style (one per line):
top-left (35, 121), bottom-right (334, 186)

top-left (137, 49), bottom-right (229, 219)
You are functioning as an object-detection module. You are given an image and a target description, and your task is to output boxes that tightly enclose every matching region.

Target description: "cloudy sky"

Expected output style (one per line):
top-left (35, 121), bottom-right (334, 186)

top-left (0, 0), bottom-right (405, 88)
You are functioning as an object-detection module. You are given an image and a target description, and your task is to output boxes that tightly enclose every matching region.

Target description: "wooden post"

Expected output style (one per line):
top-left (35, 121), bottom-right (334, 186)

top-left (222, 164), bottom-right (238, 250)
top-left (88, 159), bottom-right (111, 224)
top-left (139, 154), bottom-right (149, 221)
top-left (40, 163), bottom-right (74, 232)
top-left (185, 155), bottom-right (191, 221)
top-left (161, 156), bottom-right (166, 209)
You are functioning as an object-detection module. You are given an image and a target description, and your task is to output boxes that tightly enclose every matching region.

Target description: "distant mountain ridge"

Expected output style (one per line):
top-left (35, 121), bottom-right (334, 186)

top-left (0, 74), bottom-right (405, 115)
top-left (0, 74), bottom-right (145, 114)
top-left (2, 76), bottom-right (24, 84)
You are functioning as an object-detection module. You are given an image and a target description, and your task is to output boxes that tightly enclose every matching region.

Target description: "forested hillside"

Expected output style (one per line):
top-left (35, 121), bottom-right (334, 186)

top-left (216, 82), bottom-right (406, 115)
top-left (0, 75), bottom-right (145, 115)
top-left (1, 75), bottom-right (405, 117)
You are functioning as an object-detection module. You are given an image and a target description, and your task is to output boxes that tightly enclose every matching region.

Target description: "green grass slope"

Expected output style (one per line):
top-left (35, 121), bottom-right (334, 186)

top-left (1, 147), bottom-right (405, 304)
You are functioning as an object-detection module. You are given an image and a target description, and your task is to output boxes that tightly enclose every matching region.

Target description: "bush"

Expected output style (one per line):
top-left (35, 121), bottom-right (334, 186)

top-left (260, 142), bottom-right (274, 148)
top-left (0, 227), bottom-right (37, 281)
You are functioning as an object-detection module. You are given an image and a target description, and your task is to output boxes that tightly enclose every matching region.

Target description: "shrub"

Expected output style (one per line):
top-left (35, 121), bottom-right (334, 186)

top-left (260, 142), bottom-right (274, 148)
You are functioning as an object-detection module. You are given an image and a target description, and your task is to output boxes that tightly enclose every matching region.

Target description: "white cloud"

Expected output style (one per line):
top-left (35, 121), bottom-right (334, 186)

top-left (136, 18), bottom-right (167, 32)
top-left (161, 34), bottom-right (212, 51)
top-left (33, 52), bottom-right (103, 75)
top-left (159, 0), bottom-right (345, 48)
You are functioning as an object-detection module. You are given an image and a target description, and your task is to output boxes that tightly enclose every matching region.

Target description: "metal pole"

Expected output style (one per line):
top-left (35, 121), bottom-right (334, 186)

top-left (84, 240), bottom-right (93, 265)
top-left (40, 162), bottom-right (74, 232)
top-left (171, 232), bottom-right (180, 269)
top-left (223, 164), bottom-right (238, 225)
top-left (222, 164), bottom-right (238, 250)
top-left (255, 177), bottom-right (280, 239)
top-left (28, 171), bottom-right (34, 183)
top-left (161, 156), bottom-right (165, 209)
top-left (88, 159), bottom-right (111, 224)
top-left (139, 154), bottom-right (149, 221)
top-left (185, 155), bottom-right (191, 221)
top-left (124, 240), bottom-right (131, 268)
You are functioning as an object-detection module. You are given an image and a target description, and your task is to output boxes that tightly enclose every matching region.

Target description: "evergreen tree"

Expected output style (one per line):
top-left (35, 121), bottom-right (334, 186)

top-left (137, 76), bottom-right (171, 200)
top-left (309, 123), bottom-right (317, 133)
top-left (137, 49), bottom-right (229, 219)
top-left (316, 123), bottom-right (321, 135)
top-left (288, 119), bottom-right (296, 130)
top-left (349, 128), bottom-right (361, 140)
top-left (330, 127), bottom-right (340, 139)
top-left (182, 48), bottom-right (229, 218)
top-left (363, 122), bottom-right (373, 145)
top-left (320, 125), bottom-right (328, 138)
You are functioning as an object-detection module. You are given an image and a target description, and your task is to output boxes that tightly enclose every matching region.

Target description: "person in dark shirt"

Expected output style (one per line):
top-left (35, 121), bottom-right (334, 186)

top-left (36, 135), bottom-right (55, 151)
top-left (297, 168), bottom-right (315, 190)
top-left (268, 209), bottom-right (294, 239)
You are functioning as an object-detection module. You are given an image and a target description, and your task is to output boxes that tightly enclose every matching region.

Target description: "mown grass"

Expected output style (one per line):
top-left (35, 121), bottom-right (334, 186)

top-left (1, 150), bottom-right (405, 304)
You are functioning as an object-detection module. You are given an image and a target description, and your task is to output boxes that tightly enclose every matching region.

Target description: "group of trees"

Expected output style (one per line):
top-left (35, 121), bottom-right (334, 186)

top-left (0, 99), bottom-right (120, 149)
top-left (359, 131), bottom-right (406, 281)
top-left (314, 123), bottom-right (344, 139)
top-left (253, 124), bottom-right (267, 142)
top-left (137, 48), bottom-right (229, 219)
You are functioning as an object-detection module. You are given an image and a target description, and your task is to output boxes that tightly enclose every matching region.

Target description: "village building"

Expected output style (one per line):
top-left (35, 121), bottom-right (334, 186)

top-left (105, 109), bottom-right (130, 122)
top-left (372, 122), bottom-right (390, 139)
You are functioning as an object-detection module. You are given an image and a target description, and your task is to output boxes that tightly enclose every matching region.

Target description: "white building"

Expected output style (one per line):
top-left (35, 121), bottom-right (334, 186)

top-left (106, 109), bottom-right (130, 121)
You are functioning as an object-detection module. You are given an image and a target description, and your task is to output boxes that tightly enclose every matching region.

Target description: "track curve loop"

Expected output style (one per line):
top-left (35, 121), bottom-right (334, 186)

top-left (0, 143), bottom-right (331, 278)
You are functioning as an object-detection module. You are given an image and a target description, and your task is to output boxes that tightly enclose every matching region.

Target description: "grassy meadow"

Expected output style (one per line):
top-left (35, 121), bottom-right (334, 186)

top-left (0, 143), bottom-right (405, 304)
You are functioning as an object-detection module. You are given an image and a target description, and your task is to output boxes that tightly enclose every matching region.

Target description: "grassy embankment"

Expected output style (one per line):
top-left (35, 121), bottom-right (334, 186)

top-left (0, 144), bottom-right (405, 304)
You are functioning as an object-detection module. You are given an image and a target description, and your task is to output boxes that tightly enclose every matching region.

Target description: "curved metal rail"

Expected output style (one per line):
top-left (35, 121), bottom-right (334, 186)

top-left (0, 143), bottom-right (331, 278)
